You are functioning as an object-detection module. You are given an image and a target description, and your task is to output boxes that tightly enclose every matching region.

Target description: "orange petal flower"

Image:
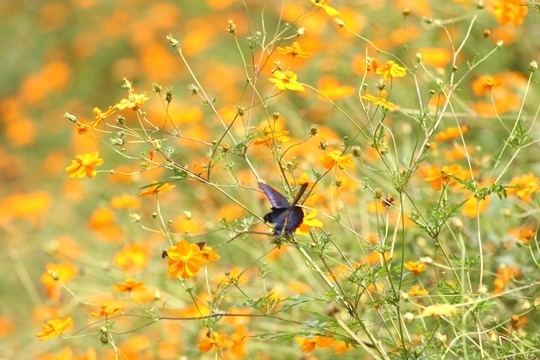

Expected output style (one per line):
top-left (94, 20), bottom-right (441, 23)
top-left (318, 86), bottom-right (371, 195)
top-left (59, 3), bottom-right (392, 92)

top-left (36, 317), bottom-right (73, 341)
top-left (361, 89), bottom-right (396, 110)
top-left (492, 0), bottom-right (528, 26)
top-left (197, 332), bottom-right (234, 353)
top-left (311, 0), bottom-right (340, 16)
top-left (320, 150), bottom-right (354, 170)
top-left (435, 124), bottom-right (469, 142)
top-left (201, 245), bottom-right (221, 263)
top-left (423, 164), bottom-right (464, 190)
top-left (113, 243), bottom-right (149, 273)
top-left (253, 126), bottom-right (290, 147)
top-left (276, 42), bottom-right (312, 58)
top-left (296, 335), bottom-right (335, 353)
top-left (375, 60), bottom-right (407, 79)
top-left (404, 261), bottom-right (427, 275)
top-left (114, 278), bottom-right (145, 293)
top-left (89, 303), bottom-right (124, 318)
top-left (166, 240), bottom-right (206, 279)
top-left (138, 181), bottom-right (176, 197)
top-left (65, 151), bottom-right (104, 179)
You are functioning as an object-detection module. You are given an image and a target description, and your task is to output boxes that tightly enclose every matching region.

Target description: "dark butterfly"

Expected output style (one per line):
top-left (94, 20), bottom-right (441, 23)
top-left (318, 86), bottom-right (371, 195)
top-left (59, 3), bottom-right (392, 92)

top-left (259, 182), bottom-right (308, 236)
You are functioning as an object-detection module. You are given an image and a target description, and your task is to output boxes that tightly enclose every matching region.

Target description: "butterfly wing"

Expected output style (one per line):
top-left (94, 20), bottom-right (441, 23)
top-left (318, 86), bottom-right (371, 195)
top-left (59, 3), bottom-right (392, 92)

top-left (284, 206), bottom-right (304, 235)
top-left (263, 208), bottom-right (288, 235)
top-left (259, 183), bottom-right (290, 209)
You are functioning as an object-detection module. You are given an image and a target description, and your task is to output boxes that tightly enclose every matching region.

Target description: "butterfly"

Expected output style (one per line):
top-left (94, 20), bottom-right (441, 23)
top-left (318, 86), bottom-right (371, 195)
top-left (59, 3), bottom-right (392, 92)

top-left (259, 182), bottom-right (308, 236)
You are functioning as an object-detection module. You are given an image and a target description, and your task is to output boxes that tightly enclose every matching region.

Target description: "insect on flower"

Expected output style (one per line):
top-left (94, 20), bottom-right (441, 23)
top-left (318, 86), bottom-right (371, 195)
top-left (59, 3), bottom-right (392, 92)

top-left (259, 182), bottom-right (308, 236)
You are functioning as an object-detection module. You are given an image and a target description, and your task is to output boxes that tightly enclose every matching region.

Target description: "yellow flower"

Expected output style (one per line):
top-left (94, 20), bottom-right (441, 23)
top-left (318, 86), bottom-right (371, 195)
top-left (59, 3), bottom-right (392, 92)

top-left (320, 150), bottom-right (354, 170)
top-left (167, 240), bottom-right (206, 279)
top-left (253, 126), bottom-right (290, 147)
top-left (138, 181), bottom-right (176, 197)
top-left (297, 209), bottom-right (323, 235)
top-left (361, 89), bottom-right (396, 110)
top-left (419, 304), bottom-right (459, 318)
top-left (311, 0), bottom-right (340, 16)
top-left (201, 245), bottom-right (221, 263)
top-left (423, 164), bottom-right (464, 190)
top-left (64, 151), bottom-right (104, 179)
top-left (116, 92), bottom-right (150, 110)
top-left (404, 261), bottom-right (427, 275)
top-left (408, 285), bottom-right (429, 297)
top-left (92, 106), bottom-right (116, 128)
top-left (435, 124), bottom-right (469, 142)
top-left (296, 335), bottom-right (335, 353)
top-left (277, 42), bottom-right (312, 58)
top-left (376, 60), bottom-right (407, 79)
top-left (36, 317), bottom-right (73, 341)
top-left (269, 70), bottom-right (305, 91)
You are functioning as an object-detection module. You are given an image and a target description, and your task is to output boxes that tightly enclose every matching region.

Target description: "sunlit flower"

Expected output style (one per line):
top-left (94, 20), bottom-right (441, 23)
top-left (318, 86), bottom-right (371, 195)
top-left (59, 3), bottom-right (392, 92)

top-left (418, 304), bottom-right (459, 318)
top-left (493, 265), bottom-right (520, 294)
top-left (138, 181), bottom-right (176, 197)
top-left (507, 172), bottom-right (540, 203)
top-left (423, 164), bottom-right (464, 190)
top-left (518, 228), bottom-right (536, 244)
top-left (492, 0), bottom-right (528, 26)
top-left (297, 209), bottom-right (323, 234)
top-left (462, 196), bottom-right (491, 218)
top-left (296, 335), bottom-right (335, 353)
top-left (36, 317), bottom-right (73, 341)
top-left (92, 106), bottom-right (116, 128)
top-left (435, 124), bottom-right (469, 142)
top-left (442, 144), bottom-right (474, 161)
top-left (114, 278), bottom-right (146, 293)
top-left (311, 0), bottom-right (340, 16)
top-left (361, 89), bottom-right (396, 110)
top-left (269, 70), bottom-right (305, 91)
top-left (89, 303), bottom-right (124, 318)
top-left (320, 150), bottom-right (354, 170)
top-left (404, 261), bottom-right (427, 275)
top-left (166, 240), bottom-right (206, 279)
top-left (201, 245), bottom-right (221, 263)
top-left (376, 60), bottom-right (407, 79)
top-left (197, 332), bottom-right (234, 352)
top-left (110, 194), bottom-right (141, 209)
top-left (65, 151), bottom-right (104, 179)
top-left (408, 285), bottom-right (429, 297)
top-left (40, 262), bottom-right (77, 302)
top-left (253, 126), bottom-right (290, 147)
top-left (116, 86), bottom-right (150, 110)
top-left (276, 42), bottom-right (312, 58)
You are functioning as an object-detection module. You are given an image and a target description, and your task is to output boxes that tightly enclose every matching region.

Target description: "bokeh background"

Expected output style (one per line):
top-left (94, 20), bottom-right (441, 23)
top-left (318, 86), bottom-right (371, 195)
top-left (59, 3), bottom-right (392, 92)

top-left (1, 0), bottom-right (539, 358)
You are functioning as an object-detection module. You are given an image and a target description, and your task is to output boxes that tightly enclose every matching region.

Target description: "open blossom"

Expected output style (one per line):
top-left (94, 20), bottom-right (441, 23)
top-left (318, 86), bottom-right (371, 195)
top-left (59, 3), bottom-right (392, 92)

top-left (116, 92), bottom-right (150, 110)
top-left (320, 150), bottom-right (354, 170)
top-left (89, 303), bottom-right (124, 318)
top-left (404, 261), bottom-right (427, 275)
top-left (424, 164), bottom-right (465, 190)
top-left (65, 151), bottom-right (104, 179)
top-left (36, 317), bottom-right (73, 341)
top-left (311, 0), bottom-right (340, 16)
top-left (492, 0), bottom-right (528, 26)
top-left (253, 126), bottom-right (290, 147)
top-left (296, 335), bottom-right (335, 353)
top-left (114, 278), bottom-right (146, 293)
top-left (376, 60), bottom-right (407, 79)
top-left (269, 70), bottom-right (305, 91)
top-left (197, 332), bottom-right (234, 352)
top-left (361, 89), bottom-right (396, 110)
top-left (138, 181), bottom-right (176, 197)
top-left (166, 240), bottom-right (206, 279)
top-left (277, 42), bottom-right (312, 58)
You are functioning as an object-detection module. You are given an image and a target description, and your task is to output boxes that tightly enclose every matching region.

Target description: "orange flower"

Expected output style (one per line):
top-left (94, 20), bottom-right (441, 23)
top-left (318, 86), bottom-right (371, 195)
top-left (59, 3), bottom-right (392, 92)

top-left (423, 164), bottom-right (464, 190)
top-left (65, 151), bottom-right (104, 179)
top-left (276, 42), bottom-right (312, 58)
top-left (92, 106), bottom-right (116, 128)
top-left (138, 181), bottom-right (176, 197)
top-left (375, 60), bottom-right (407, 79)
top-left (404, 261), bottom-right (427, 275)
top-left (201, 245), bottom-right (221, 263)
top-left (113, 243), bottom-right (149, 273)
top-left (435, 124), bottom-right (469, 142)
top-left (493, 265), bottom-right (520, 294)
top-left (166, 240), bottom-right (206, 279)
top-left (197, 332), bottom-right (234, 352)
top-left (76, 119), bottom-right (91, 134)
top-left (296, 335), bottom-right (335, 353)
top-left (269, 70), bottom-right (305, 91)
top-left (311, 0), bottom-right (340, 16)
top-left (518, 228), bottom-right (536, 244)
top-left (36, 317), bottom-right (73, 341)
top-left (472, 75), bottom-right (502, 96)
top-left (89, 303), bottom-right (124, 318)
top-left (252, 126), bottom-right (290, 147)
top-left (361, 89), bottom-right (396, 110)
top-left (317, 76), bottom-right (355, 100)
top-left (492, 0), bottom-right (528, 26)
top-left (110, 194), bottom-right (141, 209)
top-left (462, 196), bottom-right (491, 218)
top-left (506, 172), bottom-right (540, 203)
top-left (320, 150), bottom-right (354, 170)
top-left (408, 285), bottom-right (429, 297)
top-left (116, 91), bottom-right (150, 110)
top-left (114, 278), bottom-right (146, 293)
top-left (40, 262), bottom-right (77, 301)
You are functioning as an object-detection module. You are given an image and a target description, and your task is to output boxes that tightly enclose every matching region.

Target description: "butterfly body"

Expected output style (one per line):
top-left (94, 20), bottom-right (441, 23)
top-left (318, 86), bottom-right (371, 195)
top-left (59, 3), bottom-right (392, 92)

top-left (259, 182), bottom-right (307, 236)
